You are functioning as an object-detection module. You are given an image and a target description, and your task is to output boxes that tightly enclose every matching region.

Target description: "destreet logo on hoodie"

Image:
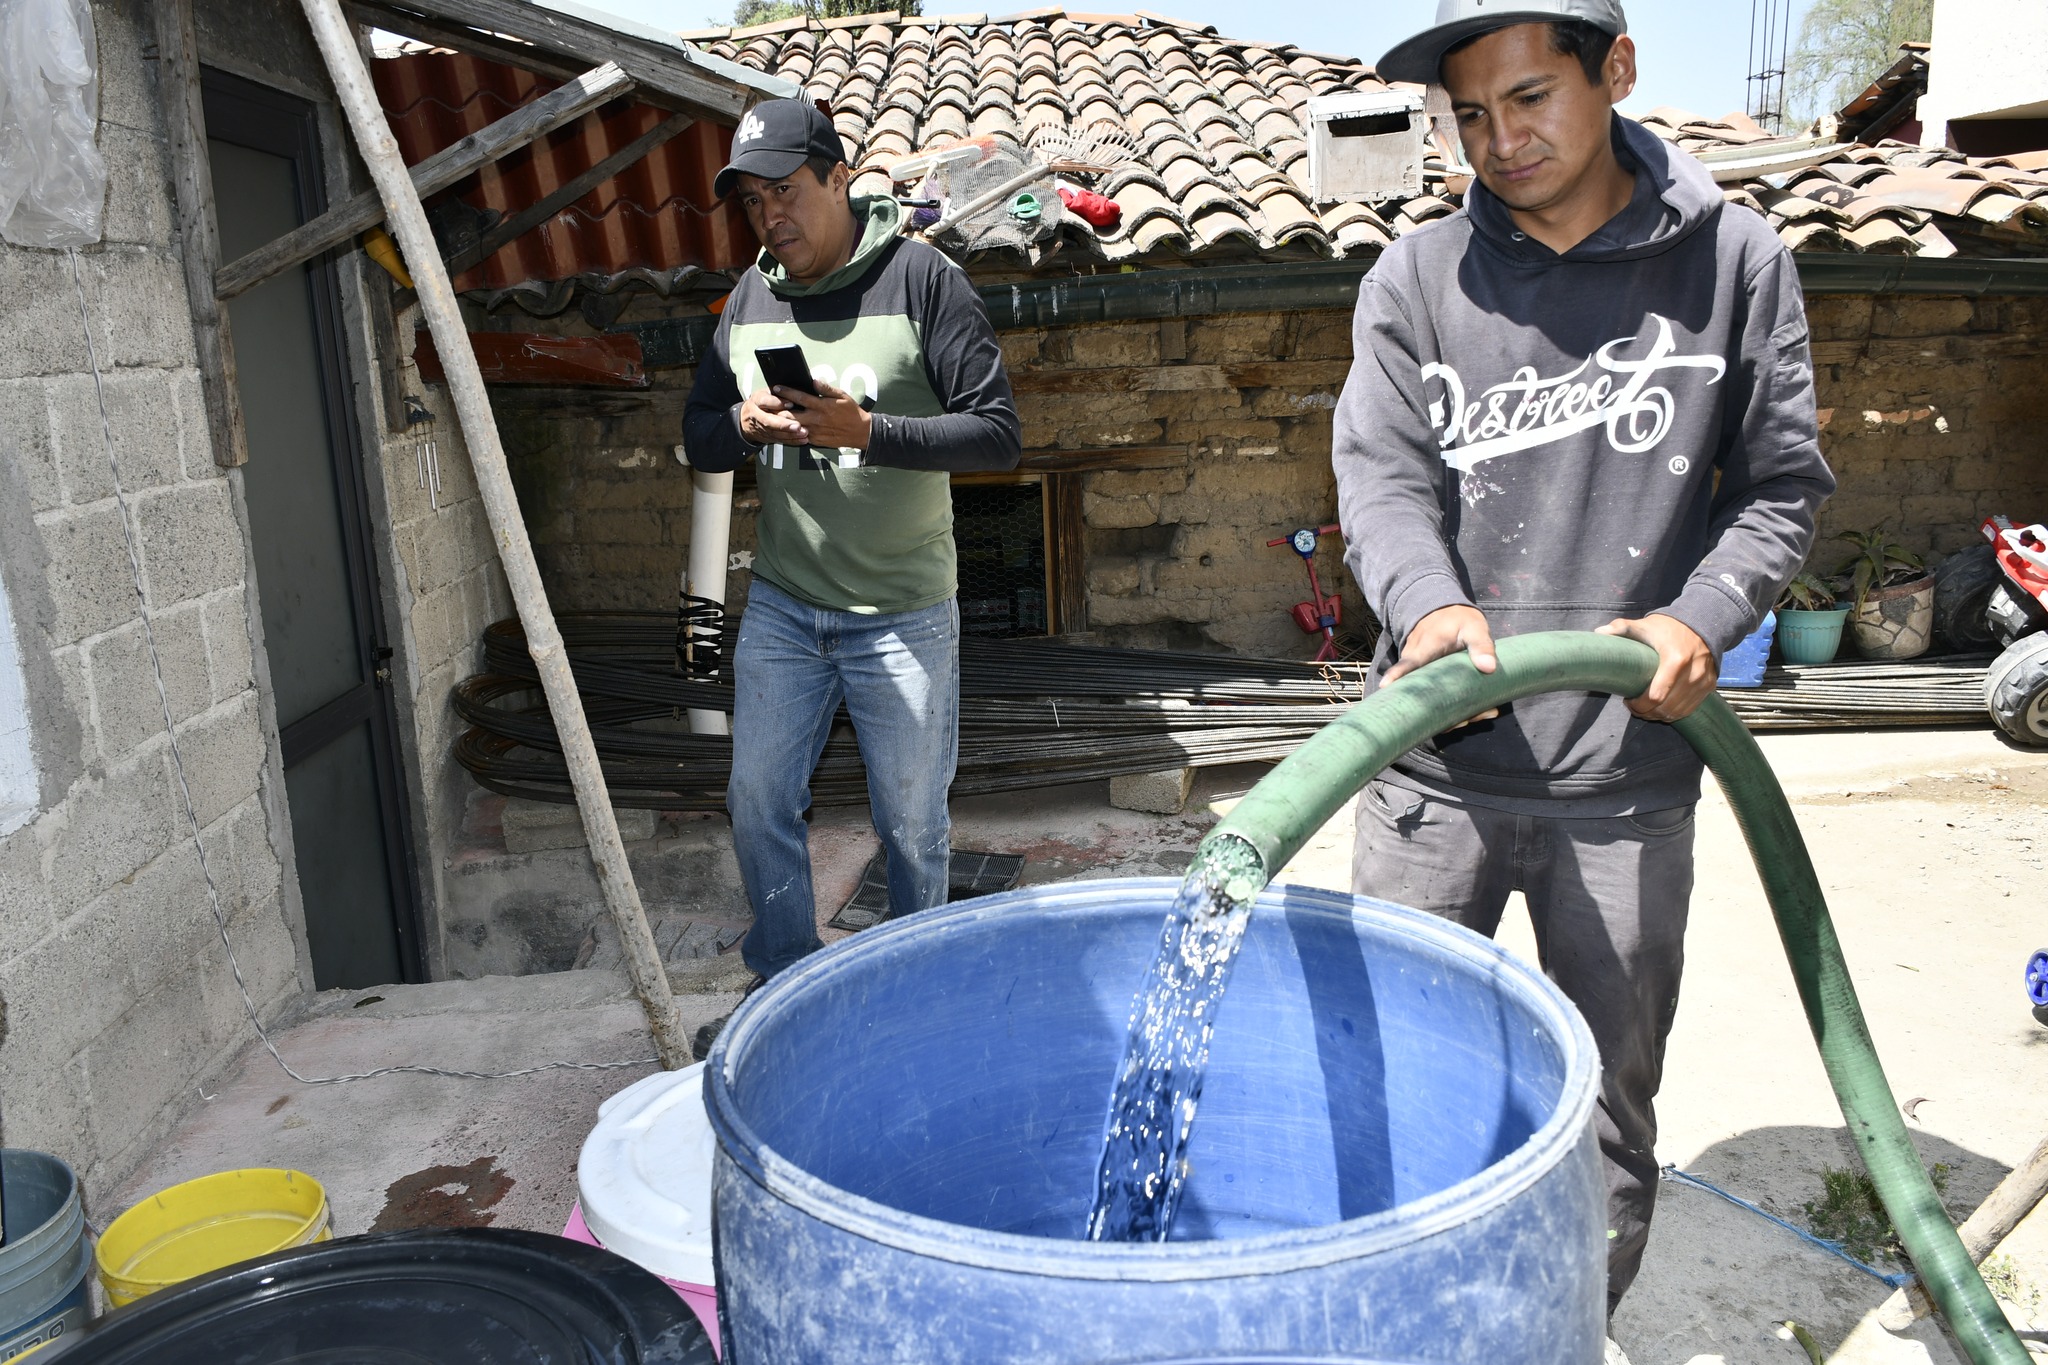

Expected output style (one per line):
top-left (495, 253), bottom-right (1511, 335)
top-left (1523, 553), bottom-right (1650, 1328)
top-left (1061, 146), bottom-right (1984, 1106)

top-left (1425, 314), bottom-right (1728, 473)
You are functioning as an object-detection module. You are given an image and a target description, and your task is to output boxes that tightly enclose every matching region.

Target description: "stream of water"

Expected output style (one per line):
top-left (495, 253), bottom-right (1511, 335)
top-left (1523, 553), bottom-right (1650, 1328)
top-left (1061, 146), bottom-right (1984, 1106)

top-left (1086, 836), bottom-right (1267, 1243)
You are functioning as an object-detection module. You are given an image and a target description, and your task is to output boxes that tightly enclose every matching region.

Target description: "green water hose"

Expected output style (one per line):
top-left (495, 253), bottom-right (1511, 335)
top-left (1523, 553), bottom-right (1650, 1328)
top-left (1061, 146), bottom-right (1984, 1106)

top-left (1204, 631), bottom-right (2025, 1365)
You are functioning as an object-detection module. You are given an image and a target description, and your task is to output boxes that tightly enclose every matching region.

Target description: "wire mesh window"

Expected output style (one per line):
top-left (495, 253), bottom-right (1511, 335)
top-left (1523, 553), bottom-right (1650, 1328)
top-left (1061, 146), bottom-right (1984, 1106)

top-left (952, 481), bottom-right (1048, 639)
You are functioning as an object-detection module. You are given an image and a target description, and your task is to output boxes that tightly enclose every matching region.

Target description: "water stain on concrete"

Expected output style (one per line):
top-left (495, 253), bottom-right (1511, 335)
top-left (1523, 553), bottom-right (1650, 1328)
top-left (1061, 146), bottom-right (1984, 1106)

top-left (371, 1156), bottom-right (516, 1232)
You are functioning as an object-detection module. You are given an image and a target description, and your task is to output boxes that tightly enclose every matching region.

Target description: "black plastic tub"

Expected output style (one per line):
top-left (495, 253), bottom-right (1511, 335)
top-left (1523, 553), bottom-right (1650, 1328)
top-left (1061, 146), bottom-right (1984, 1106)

top-left (49, 1226), bottom-right (713, 1364)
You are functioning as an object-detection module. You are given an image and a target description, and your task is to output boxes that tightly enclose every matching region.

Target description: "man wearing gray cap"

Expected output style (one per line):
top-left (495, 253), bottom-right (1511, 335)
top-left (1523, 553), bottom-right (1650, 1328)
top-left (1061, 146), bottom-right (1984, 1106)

top-left (1334, 0), bottom-right (1834, 1315)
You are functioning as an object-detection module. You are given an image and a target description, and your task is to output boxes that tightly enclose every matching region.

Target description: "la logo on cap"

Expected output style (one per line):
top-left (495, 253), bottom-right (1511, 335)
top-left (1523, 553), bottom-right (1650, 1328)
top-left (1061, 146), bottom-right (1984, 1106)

top-left (736, 110), bottom-right (765, 145)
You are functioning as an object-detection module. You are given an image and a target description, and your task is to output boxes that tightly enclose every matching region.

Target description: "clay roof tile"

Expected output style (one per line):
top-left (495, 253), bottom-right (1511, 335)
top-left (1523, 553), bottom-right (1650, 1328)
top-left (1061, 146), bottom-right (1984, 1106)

top-left (1846, 216), bottom-right (1919, 252)
top-left (1254, 188), bottom-right (1324, 243)
top-left (1776, 220), bottom-right (1855, 252)
top-left (657, 12), bottom-right (2041, 268)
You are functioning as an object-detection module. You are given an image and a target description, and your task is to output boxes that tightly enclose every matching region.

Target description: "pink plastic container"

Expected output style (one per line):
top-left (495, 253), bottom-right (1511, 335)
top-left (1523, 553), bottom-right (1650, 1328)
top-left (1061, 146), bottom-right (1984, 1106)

top-left (567, 1063), bottom-right (722, 1357)
top-left (562, 1201), bottom-right (719, 1356)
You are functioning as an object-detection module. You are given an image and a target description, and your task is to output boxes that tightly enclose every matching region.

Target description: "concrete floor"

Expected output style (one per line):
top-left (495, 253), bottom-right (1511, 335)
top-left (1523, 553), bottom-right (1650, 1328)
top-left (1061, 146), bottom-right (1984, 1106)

top-left (110, 727), bottom-right (2048, 1364)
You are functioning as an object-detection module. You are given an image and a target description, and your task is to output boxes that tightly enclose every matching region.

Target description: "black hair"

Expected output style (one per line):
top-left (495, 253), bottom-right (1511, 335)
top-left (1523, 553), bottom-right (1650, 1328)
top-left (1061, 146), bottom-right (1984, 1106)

top-left (804, 154), bottom-right (845, 185)
top-left (1547, 19), bottom-right (1618, 86)
top-left (1444, 19), bottom-right (1617, 86)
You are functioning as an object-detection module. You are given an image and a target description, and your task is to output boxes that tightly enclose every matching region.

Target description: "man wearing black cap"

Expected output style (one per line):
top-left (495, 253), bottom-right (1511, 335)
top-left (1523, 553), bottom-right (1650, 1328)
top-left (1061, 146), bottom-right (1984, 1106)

top-left (1334, 0), bottom-right (1834, 1319)
top-left (683, 100), bottom-right (1021, 1018)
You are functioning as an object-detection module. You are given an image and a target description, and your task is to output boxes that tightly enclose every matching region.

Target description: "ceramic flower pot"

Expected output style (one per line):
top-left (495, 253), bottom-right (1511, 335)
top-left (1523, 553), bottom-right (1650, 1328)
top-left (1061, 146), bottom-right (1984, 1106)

top-left (1850, 574), bottom-right (1935, 660)
top-left (1777, 607), bottom-right (1851, 664)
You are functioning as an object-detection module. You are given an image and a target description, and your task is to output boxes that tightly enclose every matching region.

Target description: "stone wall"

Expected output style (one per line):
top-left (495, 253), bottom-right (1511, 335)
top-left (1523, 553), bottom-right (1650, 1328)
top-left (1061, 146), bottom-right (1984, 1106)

top-left (492, 293), bottom-right (2046, 665)
top-left (1806, 294), bottom-right (2048, 561)
top-left (495, 385), bottom-right (759, 618)
top-left (0, 0), bottom-right (308, 1198)
top-left (1004, 311), bottom-right (1362, 658)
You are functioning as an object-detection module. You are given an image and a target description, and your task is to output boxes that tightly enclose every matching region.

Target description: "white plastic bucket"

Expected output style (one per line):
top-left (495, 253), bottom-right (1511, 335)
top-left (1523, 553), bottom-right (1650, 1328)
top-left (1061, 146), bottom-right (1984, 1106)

top-left (566, 1063), bottom-right (720, 1355)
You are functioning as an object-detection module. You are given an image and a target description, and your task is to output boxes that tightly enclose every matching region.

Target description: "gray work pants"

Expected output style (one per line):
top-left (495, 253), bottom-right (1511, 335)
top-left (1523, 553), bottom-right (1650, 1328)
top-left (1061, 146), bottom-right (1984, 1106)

top-left (1351, 779), bottom-right (1696, 1312)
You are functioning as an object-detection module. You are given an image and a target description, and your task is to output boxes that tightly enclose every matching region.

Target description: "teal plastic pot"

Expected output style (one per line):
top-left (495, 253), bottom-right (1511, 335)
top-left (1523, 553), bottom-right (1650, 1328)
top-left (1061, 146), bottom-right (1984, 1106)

top-left (1776, 607), bottom-right (1851, 664)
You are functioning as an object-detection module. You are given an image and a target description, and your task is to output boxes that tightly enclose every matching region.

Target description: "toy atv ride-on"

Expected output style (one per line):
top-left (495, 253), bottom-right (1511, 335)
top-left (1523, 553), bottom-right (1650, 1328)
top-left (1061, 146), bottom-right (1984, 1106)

top-left (1981, 516), bottom-right (2048, 748)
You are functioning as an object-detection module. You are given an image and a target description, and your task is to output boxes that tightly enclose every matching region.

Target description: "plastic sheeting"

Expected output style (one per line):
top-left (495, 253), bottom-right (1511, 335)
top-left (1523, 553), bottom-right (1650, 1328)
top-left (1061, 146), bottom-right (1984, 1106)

top-left (0, 0), bottom-right (107, 248)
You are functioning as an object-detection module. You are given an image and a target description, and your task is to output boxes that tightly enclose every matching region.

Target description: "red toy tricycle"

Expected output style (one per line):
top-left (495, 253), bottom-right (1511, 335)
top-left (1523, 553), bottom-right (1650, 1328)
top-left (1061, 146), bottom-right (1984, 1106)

top-left (1267, 524), bottom-right (1345, 663)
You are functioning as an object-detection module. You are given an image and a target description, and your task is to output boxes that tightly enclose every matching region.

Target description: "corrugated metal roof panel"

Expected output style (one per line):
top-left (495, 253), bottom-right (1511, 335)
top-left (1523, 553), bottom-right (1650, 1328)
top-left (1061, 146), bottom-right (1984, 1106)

top-left (370, 51), bottom-right (758, 289)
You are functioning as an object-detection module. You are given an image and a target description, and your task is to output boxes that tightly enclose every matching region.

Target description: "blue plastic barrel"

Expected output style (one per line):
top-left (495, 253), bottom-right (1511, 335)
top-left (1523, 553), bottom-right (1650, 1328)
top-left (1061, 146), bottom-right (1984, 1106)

top-left (705, 879), bottom-right (1605, 1364)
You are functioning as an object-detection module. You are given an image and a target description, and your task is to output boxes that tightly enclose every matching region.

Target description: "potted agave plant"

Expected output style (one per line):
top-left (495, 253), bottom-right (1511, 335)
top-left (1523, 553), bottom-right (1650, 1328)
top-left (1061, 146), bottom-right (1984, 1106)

top-left (1775, 571), bottom-right (1851, 664)
top-left (1838, 526), bottom-right (1934, 660)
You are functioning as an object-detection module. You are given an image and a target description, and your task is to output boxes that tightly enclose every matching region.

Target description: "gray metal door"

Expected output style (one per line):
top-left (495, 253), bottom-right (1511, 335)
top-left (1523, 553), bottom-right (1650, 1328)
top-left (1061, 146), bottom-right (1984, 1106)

top-left (205, 71), bottom-right (422, 989)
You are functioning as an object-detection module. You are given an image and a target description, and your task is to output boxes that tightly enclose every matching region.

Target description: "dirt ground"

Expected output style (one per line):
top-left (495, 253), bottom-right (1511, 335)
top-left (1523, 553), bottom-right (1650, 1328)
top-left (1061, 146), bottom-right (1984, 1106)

top-left (115, 726), bottom-right (2048, 1364)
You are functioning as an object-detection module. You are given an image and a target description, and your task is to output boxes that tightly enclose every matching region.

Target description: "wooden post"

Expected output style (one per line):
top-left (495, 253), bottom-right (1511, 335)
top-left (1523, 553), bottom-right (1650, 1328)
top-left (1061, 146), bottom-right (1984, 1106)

top-left (295, 0), bottom-right (691, 1069)
top-left (1044, 472), bottom-right (1087, 635)
top-left (1876, 1132), bottom-right (2048, 1328)
top-left (153, 0), bottom-right (248, 468)
top-left (213, 61), bottom-right (635, 301)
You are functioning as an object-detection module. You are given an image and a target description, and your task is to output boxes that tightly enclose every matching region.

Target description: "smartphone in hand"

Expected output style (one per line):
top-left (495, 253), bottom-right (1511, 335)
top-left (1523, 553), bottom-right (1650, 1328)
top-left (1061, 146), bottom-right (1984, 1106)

top-left (754, 344), bottom-right (818, 397)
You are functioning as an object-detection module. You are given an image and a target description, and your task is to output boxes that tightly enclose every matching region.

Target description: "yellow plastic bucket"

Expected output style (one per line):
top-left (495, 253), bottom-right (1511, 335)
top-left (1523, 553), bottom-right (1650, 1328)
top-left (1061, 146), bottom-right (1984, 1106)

top-left (95, 1169), bottom-right (331, 1307)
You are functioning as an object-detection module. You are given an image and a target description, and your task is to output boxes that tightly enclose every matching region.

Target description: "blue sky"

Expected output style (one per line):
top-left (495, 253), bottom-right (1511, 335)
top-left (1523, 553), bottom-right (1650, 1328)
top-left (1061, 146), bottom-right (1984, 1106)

top-left (603, 1), bottom-right (1818, 124)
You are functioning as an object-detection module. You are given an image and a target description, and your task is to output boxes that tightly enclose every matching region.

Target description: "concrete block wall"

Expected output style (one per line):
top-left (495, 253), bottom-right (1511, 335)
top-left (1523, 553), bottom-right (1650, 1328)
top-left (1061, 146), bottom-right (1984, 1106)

top-left (0, 0), bottom-right (308, 1198)
top-left (376, 310), bottom-right (513, 976)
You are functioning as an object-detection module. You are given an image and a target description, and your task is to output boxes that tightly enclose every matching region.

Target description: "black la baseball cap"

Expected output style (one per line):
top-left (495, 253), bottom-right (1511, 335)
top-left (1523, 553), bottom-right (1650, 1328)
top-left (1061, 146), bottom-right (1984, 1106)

top-left (713, 99), bottom-right (846, 199)
top-left (1378, 0), bottom-right (1627, 86)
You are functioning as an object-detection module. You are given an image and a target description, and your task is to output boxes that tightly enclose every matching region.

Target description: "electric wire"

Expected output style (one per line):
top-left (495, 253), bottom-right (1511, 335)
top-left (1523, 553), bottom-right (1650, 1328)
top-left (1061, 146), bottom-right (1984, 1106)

top-left (67, 249), bottom-right (655, 1086)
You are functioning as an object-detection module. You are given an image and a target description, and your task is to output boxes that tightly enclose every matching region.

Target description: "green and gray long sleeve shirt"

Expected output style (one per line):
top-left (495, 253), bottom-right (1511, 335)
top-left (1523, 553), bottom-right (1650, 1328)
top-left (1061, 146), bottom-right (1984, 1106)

top-left (683, 195), bottom-right (1022, 615)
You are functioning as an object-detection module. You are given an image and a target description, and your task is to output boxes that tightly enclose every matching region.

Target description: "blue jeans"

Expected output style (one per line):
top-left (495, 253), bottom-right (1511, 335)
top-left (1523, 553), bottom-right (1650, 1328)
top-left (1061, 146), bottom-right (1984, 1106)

top-left (727, 578), bottom-right (960, 977)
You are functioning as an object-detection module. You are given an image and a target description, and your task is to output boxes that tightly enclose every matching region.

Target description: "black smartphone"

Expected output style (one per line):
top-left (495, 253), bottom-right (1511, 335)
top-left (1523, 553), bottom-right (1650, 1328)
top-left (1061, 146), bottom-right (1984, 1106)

top-left (754, 344), bottom-right (818, 397)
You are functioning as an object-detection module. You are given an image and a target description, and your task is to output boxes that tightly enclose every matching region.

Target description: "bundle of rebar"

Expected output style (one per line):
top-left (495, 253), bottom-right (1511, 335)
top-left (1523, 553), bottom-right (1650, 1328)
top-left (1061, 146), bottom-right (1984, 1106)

top-left (450, 614), bottom-right (1994, 811)
top-left (1719, 655), bottom-right (1992, 729)
top-left (454, 613), bottom-right (1368, 809)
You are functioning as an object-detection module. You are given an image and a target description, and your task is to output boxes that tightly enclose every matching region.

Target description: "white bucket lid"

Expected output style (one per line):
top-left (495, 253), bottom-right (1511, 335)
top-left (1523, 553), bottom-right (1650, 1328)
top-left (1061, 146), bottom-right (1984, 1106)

top-left (577, 1063), bottom-right (716, 1287)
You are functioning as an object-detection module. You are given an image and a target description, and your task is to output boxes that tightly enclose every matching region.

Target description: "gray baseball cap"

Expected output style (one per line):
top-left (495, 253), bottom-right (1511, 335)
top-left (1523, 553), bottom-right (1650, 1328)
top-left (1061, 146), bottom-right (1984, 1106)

top-left (1377, 0), bottom-right (1627, 86)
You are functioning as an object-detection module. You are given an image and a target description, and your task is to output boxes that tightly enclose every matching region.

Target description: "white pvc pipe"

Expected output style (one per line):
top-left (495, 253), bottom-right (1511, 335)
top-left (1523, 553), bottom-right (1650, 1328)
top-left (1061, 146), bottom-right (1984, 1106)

top-left (682, 453), bottom-right (733, 737)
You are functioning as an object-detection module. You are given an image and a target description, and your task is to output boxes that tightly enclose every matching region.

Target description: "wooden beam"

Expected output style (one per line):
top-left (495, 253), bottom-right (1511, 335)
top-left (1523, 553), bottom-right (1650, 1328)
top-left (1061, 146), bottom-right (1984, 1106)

top-left (213, 60), bottom-right (634, 301)
top-left (1044, 472), bottom-right (1087, 635)
top-left (153, 0), bottom-right (249, 467)
top-left (444, 110), bottom-right (694, 277)
top-left (369, 0), bottom-right (759, 121)
top-left (1018, 444), bottom-right (1189, 473)
top-left (346, 0), bottom-right (587, 80)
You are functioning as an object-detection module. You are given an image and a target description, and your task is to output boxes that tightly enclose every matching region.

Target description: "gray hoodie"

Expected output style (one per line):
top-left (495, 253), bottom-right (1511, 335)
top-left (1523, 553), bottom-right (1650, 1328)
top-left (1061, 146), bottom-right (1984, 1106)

top-left (1333, 116), bottom-right (1835, 816)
